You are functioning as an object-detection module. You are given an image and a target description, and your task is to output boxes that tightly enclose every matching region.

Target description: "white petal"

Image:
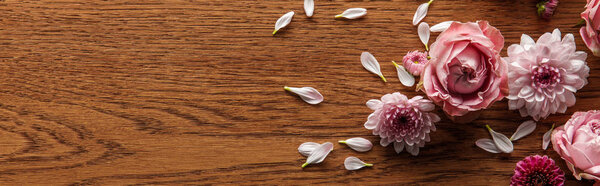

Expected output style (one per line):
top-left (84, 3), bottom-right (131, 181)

top-left (418, 22), bottom-right (430, 50)
top-left (412, 2), bottom-right (430, 25)
top-left (392, 62), bottom-right (415, 87)
top-left (486, 125), bottom-right (513, 153)
top-left (273, 11), bottom-right (294, 35)
top-left (344, 156), bottom-right (372, 170)
top-left (510, 120), bottom-right (536, 141)
top-left (430, 21), bottom-right (453, 32)
top-left (335, 8), bottom-right (366, 19)
top-left (361, 52), bottom-right (386, 82)
top-left (298, 142), bottom-right (320, 156)
top-left (339, 137), bottom-right (373, 152)
top-left (302, 142), bottom-right (333, 168)
top-left (304, 0), bottom-right (314, 17)
top-left (542, 124), bottom-right (554, 150)
top-left (366, 99), bottom-right (382, 110)
top-left (475, 138), bottom-right (501, 153)
top-left (284, 86), bottom-right (323, 104)
top-left (551, 28), bottom-right (561, 42)
top-left (520, 34), bottom-right (535, 50)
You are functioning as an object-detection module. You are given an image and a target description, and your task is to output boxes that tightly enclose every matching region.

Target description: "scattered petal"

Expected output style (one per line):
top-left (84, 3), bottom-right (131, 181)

top-left (298, 142), bottom-right (320, 156)
top-left (486, 125), bottom-right (513, 153)
top-left (392, 61), bottom-right (415, 87)
top-left (361, 52), bottom-right (387, 82)
top-left (418, 22), bottom-right (430, 50)
top-left (304, 0), bottom-right (314, 17)
top-left (412, 0), bottom-right (433, 25)
top-left (475, 138), bottom-right (501, 153)
top-left (344, 156), bottom-right (373, 170)
top-left (335, 8), bottom-right (367, 19)
top-left (284, 86), bottom-right (323, 104)
top-left (339, 137), bottom-right (373, 152)
top-left (510, 120), bottom-right (536, 141)
top-left (430, 21), bottom-right (453, 32)
top-left (302, 142), bottom-right (333, 168)
top-left (273, 11), bottom-right (294, 35)
top-left (543, 124), bottom-right (555, 150)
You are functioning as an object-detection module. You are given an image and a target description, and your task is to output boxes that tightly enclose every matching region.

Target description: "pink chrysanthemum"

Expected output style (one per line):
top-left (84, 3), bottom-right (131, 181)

top-left (364, 92), bottom-right (439, 156)
top-left (402, 50), bottom-right (428, 76)
top-left (537, 0), bottom-right (558, 20)
top-left (506, 29), bottom-right (589, 121)
top-left (511, 155), bottom-right (565, 186)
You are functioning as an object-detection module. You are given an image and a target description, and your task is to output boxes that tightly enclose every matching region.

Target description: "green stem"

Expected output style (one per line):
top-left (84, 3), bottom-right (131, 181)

top-left (427, 0), bottom-right (434, 4)
top-left (273, 29), bottom-right (279, 35)
top-left (283, 86), bottom-right (291, 91)
top-left (379, 74), bottom-right (387, 83)
top-left (485, 125), bottom-right (492, 131)
top-left (301, 162), bottom-right (309, 168)
top-left (335, 14), bottom-right (343, 18)
top-left (364, 163), bottom-right (373, 167)
top-left (391, 61), bottom-right (400, 68)
top-left (338, 140), bottom-right (346, 144)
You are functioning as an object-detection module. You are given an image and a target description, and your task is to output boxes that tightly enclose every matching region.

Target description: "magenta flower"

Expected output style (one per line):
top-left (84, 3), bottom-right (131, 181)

top-left (511, 155), bottom-right (565, 186)
top-left (537, 0), bottom-right (559, 20)
top-left (364, 92), bottom-right (440, 156)
top-left (402, 50), bottom-right (428, 76)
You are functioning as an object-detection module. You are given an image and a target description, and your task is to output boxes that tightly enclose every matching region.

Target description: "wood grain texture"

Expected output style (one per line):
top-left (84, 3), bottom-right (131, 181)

top-left (0, 0), bottom-right (598, 185)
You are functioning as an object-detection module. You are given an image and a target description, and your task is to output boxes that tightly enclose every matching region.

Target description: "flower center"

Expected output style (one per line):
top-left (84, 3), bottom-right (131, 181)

top-left (526, 172), bottom-right (550, 186)
top-left (531, 64), bottom-right (560, 90)
top-left (388, 105), bottom-right (423, 136)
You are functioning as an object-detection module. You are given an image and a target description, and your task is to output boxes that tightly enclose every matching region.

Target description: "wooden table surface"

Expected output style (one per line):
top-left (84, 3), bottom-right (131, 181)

top-left (0, 0), bottom-right (598, 185)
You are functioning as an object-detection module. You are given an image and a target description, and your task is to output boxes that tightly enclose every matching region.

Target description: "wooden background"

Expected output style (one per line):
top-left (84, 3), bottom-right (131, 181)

top-left (0, 0), bottom-right (598, 185)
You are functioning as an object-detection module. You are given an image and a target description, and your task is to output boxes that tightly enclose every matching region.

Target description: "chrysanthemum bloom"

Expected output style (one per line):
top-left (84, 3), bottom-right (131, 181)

top-left (506, 29), bottom-right (589, 121)
top-left (402, 50), bottom-right (428, 76)
top-left (510, 155), bottom-right (565, 186)
top-left (364, 92), bottom-right (440, 156)
top-left (537, 0), bottom-right (559, 20)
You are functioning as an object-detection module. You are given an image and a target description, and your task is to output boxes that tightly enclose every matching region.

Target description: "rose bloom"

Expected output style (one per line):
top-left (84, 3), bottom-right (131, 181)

top-left (552, 110), bottom-right (600, 182)
top-left (420, 21), bottom-right (508, 117)
top-left (581, 0), bottom-right (600, 56)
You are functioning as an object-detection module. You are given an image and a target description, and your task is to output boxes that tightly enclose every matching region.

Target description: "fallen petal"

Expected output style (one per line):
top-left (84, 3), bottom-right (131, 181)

top-left (392, 61), bottom-right (415, 87)
top-left (298, 142), bottom-right (320, 156)
top-left (430, 21), bottom-right (453, 32)
top-left (335, 8), bottom-right (367, 19)
top-left (273, 11), bottom-right (294, 35)
top-left (486, 125), bottom-right (513, 153)
top-left (475, 138), bottom-right (501, 153)
top-left (302, 142), bottom-right (333, 168)
top-left (418, 22), bottom-right (430, 50)
top-left (284, 86), bottom-right (324, 104)
top-left (510, 120), bottom-right (536, 141)
top-left (412, 0), bottom-right (433, 25)
top-left (339, 137), bottom-right (372, 152)
top-left (361, 52), bottom-right (386, 82)
top-left (542, 124), bottom-right (555, 150)
top-left (344, 156), bottom-right (373, 170)
top-left (304, 0), bottom-right (314, 17)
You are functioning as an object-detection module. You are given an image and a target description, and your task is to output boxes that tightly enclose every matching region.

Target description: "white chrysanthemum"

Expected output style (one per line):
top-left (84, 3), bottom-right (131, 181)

top-left (506, 29), bottom-right (590, 121)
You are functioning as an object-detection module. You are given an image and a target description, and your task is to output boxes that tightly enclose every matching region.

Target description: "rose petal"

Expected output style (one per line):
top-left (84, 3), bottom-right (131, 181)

top-left (273, 11), bottom-right (294, 35)
top-left (339, 137), bottom-right (373, 152)
top-left (335, 8), bottom-right (367, 19)
top-left (486, 125), bottom-right (513, 153)
top-left (510, 120), bottom-right (536, 141)
top-left (298, 142), bottom-right (320, 156)
top-left (302, 142), bottom-right (333, 168)
top-left (361, 52), bottom-right (387, 82)
top-left (344, 156), bottom-right (372, 170)
top-left (418, 22), bottom-right (431, 50)
top-left (304, 0), bottom-right (314, 17)
top-left (475, 138), bottom-right (501, 153)
top-left (284, 86), bottom-right (323, 104)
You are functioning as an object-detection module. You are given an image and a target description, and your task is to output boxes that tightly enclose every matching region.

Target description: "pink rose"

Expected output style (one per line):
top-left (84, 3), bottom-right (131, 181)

top-left (552, 110), bottom-right (600, 181)
top-left (580, 0), bottom-right (600, 56)
top-left (420, 21), bottom-right (508, 117)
